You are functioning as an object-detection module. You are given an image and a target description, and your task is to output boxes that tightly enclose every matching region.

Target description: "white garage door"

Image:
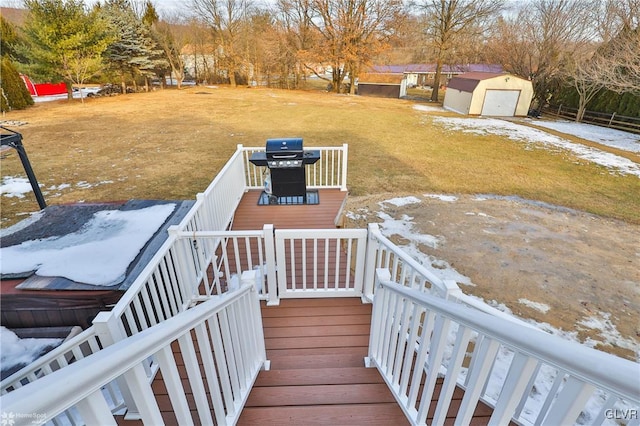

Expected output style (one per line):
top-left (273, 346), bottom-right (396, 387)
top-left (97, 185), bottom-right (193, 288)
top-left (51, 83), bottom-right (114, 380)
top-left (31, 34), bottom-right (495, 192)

top-left (481, 90), bottom-right (520, 116)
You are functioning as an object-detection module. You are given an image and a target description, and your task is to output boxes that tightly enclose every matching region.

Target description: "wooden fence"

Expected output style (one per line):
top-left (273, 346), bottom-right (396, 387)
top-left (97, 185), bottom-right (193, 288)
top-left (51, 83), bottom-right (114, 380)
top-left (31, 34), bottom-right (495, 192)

top-left (542, 104), bottom-right (640, 134)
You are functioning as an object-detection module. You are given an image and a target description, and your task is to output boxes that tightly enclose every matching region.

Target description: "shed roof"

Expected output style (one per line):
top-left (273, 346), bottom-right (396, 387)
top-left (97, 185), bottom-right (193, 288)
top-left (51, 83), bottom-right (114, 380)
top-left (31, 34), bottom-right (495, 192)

top-left (447, 72), bottom-right (509, 92)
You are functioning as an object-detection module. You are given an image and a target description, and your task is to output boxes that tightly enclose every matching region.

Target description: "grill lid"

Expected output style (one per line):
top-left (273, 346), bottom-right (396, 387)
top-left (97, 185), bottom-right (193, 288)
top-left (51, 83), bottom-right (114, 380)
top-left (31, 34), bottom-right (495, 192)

top-left (266, 138), bottom-right (303, 158)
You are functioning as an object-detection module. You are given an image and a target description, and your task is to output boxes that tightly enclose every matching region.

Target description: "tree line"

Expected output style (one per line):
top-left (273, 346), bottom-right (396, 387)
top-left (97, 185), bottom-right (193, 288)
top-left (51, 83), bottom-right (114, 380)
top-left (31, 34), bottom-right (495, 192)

top-left (1, 0), bottom-right (638, 119)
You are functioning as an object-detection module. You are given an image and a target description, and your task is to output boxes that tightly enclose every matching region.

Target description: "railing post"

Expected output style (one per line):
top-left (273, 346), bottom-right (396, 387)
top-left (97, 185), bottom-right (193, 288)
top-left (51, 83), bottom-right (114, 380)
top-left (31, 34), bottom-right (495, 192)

top-left (263, 224), bottom-right (279, 306)
top-left (93, 312), bottom-right (140, 420)
top-left (362, 223), bottom-right (380, 303)
top-left (442, 279), bottom-right (463, 301)
top-left (341, 143), bottom-right (348, 191)
top-left (365, 268), bottom-right (391, 368)
top-left (168, 226), bottom-right (197, 307)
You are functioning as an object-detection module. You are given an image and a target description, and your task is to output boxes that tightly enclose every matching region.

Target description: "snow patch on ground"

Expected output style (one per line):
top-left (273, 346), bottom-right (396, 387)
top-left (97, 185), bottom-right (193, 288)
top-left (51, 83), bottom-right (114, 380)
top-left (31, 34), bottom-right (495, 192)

top-left (413, 104), bottom-right (445, 113)
top-left (518, 298), bottom-right (551, 314)
top-left (0, 177), bottom-right (36, 198)
top-left (433, 117), bottom-right (640, 178)
top-left (1, 177), bottom-right (116, 199)
top-left (380, 196), bottom-right (422, 207)
top-left (424, 193), bottom-right (458, 202)
top-left (579, 312), bottom-right (639, 355)
top-left (530, 119), bottom-right (640, 153)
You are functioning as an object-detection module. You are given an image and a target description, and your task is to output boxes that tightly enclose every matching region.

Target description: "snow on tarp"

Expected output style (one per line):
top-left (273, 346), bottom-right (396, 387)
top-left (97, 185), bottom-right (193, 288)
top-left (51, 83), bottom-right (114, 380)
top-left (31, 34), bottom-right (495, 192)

top-left (0, 326), bottom-right (62, 377)
top-left (0, 203), bottom-right (176, 287)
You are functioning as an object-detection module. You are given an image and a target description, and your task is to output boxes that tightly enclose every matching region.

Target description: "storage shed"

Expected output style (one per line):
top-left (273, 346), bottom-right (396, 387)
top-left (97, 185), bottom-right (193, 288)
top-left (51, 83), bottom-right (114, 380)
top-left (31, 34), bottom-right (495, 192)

top-left (357, 73), bottom-right (407, 98)
top-left (443, 72), bottom-right (533, 117)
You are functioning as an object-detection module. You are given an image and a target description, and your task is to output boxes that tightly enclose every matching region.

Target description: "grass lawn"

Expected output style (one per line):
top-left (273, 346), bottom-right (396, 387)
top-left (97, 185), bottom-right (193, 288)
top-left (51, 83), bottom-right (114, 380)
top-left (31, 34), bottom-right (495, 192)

top-left (1, 86), bottom-right (639, 227)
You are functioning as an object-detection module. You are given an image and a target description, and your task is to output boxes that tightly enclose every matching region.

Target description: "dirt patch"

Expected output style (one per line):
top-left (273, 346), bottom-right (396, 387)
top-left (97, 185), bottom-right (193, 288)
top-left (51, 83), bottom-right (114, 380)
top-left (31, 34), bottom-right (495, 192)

top-left (345, 193), bottom-right (640, 361)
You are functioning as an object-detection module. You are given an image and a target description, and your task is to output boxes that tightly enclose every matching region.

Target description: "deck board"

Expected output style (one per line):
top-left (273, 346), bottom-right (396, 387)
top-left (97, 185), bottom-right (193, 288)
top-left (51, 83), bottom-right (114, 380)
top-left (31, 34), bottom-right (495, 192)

top-left (232, 188), bottom-right (347, 230)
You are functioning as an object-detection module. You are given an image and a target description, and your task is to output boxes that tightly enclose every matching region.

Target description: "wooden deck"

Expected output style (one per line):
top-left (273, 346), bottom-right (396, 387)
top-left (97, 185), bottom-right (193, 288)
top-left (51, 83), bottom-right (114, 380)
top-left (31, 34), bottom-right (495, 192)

top-left (116, 189), bottom-right (498, 425)
top-left (232, 189), bottom-right (348, 230)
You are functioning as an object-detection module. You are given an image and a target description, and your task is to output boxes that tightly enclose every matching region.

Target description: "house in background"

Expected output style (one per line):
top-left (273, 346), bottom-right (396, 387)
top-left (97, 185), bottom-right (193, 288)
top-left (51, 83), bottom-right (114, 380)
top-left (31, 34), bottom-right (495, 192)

top-left (443, 72), bottom-right (534, 117)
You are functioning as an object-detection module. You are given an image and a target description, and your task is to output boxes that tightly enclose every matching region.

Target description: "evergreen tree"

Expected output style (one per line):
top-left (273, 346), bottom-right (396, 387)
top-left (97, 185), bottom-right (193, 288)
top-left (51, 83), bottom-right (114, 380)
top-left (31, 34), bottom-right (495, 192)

top-left (102, 0), bottom-right (166, 92)
top-left (1, 56), bottom-right (34, 112)
top-left (1, 16), bottom-right (21, 61)
top-left (21, 0), bottom-right (111, 100)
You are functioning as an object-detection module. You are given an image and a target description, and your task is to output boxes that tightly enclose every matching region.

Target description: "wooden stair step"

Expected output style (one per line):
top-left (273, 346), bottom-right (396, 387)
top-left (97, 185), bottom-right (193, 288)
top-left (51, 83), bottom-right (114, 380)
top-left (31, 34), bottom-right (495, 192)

top-left (245, 383), bottom-right (397, 407)
top-left (270, 298), bottom-right (366, 307)
top-left (263, 324), bottom-right (370, 338)
top-left (262, 314), bottom-right (371, 327)
top-left (267, 346), bottom-right (368, 358)
top-left (255, 367), bottom-right (384, 387)
top-left (265, 335), bottom-right (370, 350)
top-left (237, 403), bottom-right (410, 425)
top-left (260, 305), bottom-right (372, 318)
top-left (268, 353), bottom-right (366, 369)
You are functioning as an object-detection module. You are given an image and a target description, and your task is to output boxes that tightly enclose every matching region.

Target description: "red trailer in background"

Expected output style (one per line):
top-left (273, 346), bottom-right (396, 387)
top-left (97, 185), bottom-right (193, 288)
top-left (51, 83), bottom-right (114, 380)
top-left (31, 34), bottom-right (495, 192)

top-left (20, 74), bottom-right (67, 96)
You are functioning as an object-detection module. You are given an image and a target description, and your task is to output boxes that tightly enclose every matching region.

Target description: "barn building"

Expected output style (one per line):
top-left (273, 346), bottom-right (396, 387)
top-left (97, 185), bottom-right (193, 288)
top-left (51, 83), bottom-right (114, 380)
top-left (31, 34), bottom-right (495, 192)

top-left (443, 72), bottom-right (534, 117)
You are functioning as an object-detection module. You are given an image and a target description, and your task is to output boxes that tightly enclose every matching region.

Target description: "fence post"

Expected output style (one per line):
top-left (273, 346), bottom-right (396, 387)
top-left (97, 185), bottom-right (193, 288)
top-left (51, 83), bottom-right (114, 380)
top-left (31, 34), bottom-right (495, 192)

top-left (608, 112), bottom-right (616, 127)
top-left (557, 104), bottom-right (562, 115)
top-left (263, 224), bottom-right (279, 305)
top-left (341, 143), bottom-right (349, 191)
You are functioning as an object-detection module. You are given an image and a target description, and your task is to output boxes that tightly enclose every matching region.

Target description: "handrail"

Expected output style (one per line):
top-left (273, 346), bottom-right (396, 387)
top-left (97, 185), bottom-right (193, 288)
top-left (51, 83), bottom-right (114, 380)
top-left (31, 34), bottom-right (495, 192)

top-left (2, 284), bottom-right (267, 426)
top-left (368, 271), bottom-right (640, 425)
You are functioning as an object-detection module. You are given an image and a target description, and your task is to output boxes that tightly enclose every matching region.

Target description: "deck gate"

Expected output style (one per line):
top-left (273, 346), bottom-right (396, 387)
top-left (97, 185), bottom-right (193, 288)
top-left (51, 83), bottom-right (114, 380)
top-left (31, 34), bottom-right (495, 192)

top-left (274, 229), bottom-right (367, 299)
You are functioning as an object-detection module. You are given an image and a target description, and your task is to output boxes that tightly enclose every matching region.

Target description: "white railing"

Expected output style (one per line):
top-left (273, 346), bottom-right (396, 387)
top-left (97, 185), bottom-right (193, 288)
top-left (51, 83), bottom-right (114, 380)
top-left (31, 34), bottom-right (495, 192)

top-left (275, 228), bottom-right (367, 300)
top-left (241, 144), bottom-right (348, 191)
top-left (363, 223), bottom-right (536, 327)
top-left (171, 225), bottom-right (277, 302)
top-left (2, 284), bottom-right (267, 426)
top-left (367, 270), bottom-right (640, 426)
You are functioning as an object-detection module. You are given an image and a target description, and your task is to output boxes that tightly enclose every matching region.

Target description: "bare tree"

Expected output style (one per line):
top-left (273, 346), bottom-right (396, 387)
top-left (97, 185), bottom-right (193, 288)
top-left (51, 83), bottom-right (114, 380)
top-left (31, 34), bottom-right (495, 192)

top-left (599, 26), bottom-right (640, 96)
top-left (485, 10), bottom-right (537, 80)
top-left (563, 51), bottom-right (606, 122)
top-left (154, 17), bottom-right (188, 88)
top-left (524, 0), bottom-right (600, 108)
top-left (418, 0), bottom-right (503, 102)
top-left (274, 0), bottom-right (318, 89)
top-left (306, 0), bottom-right (405, 94)
top-left (192, 0), bottom-right (252, 86)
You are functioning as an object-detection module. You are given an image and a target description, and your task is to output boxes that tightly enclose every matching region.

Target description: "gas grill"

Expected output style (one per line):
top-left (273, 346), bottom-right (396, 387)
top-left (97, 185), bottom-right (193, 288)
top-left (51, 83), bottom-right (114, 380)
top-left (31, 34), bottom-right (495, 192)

top-left (249, 138), bottom-right (320, 204)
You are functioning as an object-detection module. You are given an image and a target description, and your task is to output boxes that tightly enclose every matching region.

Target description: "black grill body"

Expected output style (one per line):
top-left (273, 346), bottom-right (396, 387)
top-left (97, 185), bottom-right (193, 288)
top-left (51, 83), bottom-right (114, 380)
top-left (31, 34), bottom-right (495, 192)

top-left (249, 138), bottom-right (320, 200)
